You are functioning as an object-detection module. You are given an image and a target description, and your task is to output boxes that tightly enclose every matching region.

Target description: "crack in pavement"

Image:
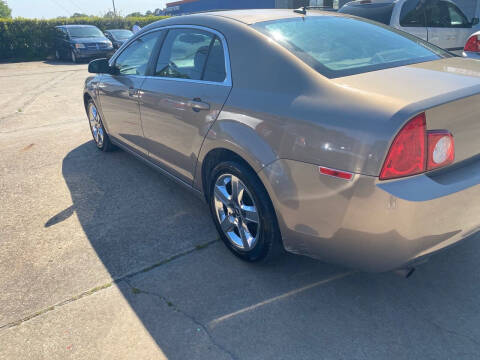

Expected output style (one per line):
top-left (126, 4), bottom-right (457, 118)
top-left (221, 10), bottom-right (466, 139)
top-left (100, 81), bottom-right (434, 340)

top-left (0, 239), bottom-right (219, 331)
top-left (122, 278), bottom-right (238, 360)
top-left (408, 301), bottom-right (480, 348)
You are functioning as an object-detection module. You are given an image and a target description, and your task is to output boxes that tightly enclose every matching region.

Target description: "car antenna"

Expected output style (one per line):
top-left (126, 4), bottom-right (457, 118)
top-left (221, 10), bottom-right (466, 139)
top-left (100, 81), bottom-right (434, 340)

top-left (293, 6), bottom-right (307, 15)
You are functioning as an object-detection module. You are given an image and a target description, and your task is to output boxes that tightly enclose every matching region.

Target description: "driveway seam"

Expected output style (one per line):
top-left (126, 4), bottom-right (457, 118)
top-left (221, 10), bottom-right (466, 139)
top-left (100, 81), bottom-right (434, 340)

top-left (0, 239), bottom-right (219, 331)
top-left (122, 278), bottom-right (238, 360)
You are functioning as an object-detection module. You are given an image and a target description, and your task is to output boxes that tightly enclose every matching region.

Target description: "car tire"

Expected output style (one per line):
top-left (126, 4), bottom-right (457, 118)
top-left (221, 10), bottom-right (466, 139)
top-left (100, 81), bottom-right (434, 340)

top-left (87, 99), bottom-right (115, 152)
top-left (71, 51), bottom-right (77, 63)
top-left (209, 160), bottom-right (283, 262)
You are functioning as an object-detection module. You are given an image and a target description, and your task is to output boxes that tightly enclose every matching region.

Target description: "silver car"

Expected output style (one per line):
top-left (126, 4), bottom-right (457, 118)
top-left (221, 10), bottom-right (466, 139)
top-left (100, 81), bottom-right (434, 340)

top-left (339, 0), bottom-right (479, 55)
top-left (83, 9), bottom-right (480, 273)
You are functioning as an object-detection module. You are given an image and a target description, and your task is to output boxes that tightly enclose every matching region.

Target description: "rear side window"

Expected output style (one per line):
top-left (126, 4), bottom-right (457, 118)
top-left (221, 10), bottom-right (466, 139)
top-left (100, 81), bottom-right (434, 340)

top-left (400, 0), bottom-right (426, 27)
top-left (338, 3), bottom-right (395, 25)
top-left (253, 16), bottom-right (450, 78)
top-left (203, 38), bottom-right (227, 82)
top-left (425, 0), bottom-right (470, 28)
top-left (155, 28), bottom-right (226, 83)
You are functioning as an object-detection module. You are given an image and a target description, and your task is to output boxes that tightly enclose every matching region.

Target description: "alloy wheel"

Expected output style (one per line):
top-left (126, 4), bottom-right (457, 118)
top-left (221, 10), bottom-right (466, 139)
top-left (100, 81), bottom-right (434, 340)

top-left (213, 174), bottom-right (260, 250)
top-left (88, 103), bottom-right (104, 148)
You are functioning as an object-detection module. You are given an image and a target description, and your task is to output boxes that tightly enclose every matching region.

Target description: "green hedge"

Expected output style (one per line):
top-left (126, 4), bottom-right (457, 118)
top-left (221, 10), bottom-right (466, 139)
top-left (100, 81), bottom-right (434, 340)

top-left (0, 16), bottom-right (168, 61)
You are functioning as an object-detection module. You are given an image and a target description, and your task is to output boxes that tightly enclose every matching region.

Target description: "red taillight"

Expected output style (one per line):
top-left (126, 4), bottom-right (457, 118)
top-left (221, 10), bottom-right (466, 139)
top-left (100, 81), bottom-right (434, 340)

top-left (380, 113), bottom-right (455, 180)
top-left (464, 35), bottom-right (480, 52)
top-left (427, 131), bottom-right (455, 170)
top-left (380, 113), bottom-right (426, 180)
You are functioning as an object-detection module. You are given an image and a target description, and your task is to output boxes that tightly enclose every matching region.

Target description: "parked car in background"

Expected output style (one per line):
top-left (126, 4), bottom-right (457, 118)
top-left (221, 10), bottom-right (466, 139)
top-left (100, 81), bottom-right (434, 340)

top-left (339, 0), bottom-right (479, 54)
top-left (84, 10), bottom-right (480, 274)
top-left (104, 29), bottom-right (134, 49)
top-left (463, 30), bottom-right (480, 58)
top-left (54, 25), bottom-right (115, 63)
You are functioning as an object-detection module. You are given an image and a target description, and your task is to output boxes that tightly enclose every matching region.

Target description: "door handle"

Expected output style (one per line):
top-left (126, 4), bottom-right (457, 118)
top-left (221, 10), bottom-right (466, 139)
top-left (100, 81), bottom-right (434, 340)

top-left (128, 87), bottom-right (139, 97)
top-left (188, 98), bottom-right (210, 112)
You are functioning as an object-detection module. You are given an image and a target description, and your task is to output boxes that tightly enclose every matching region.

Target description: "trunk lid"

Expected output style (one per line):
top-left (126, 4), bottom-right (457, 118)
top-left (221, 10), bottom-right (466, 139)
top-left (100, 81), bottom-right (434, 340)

top-left (332, 57), bottom-right (480, 165)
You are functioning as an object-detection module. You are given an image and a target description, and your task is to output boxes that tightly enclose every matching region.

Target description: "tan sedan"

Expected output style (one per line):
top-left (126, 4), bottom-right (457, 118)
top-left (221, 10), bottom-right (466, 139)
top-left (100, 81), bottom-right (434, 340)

top-left (84, 10), bottom-right (480, 274)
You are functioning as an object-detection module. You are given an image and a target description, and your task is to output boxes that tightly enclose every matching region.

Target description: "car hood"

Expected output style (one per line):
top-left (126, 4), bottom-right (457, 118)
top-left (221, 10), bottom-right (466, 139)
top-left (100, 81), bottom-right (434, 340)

top-left (331, 57), bottom-right (480, 108)
top-left (69, 37), bottom-right (109, 44)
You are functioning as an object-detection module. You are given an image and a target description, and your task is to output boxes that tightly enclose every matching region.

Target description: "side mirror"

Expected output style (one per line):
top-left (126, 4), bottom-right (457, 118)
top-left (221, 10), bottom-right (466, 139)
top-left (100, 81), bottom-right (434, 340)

top-left (472, 17), bottom-right (479, 26)
top-left (88, 58), bottom-right (111, 74)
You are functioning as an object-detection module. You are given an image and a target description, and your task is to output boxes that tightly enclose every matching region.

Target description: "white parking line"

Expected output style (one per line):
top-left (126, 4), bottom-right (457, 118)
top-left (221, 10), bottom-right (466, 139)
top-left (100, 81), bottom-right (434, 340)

top-left (208, 271), bottom-right (356, 328)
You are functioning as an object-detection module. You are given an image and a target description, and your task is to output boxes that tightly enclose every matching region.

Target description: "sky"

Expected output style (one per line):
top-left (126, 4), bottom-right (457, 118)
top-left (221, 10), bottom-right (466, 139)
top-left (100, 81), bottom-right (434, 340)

top-left (9, 0), bottom-right (168, 19)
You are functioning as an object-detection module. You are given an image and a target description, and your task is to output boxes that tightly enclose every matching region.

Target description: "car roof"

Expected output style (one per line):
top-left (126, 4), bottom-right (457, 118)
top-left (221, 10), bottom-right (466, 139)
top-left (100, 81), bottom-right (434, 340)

top-left (55, 25), bottom-right (98, 29)
top-left (167, 9), bottom-right (338, 26)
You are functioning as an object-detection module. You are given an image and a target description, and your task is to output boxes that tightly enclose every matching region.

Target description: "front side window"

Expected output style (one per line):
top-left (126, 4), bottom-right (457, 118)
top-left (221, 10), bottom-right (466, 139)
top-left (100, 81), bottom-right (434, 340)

top-left (426, 1), bottom-right (470, 28)
top-left (114, 32), bottom-right (159, 76)
top-left (253, 16), bottom-right (450, 78)
top-left (56, 28), bottom-right (67, 39)
top-left (155, 28), bottom-right (226, 82)
top-left (400, 0), bottom-right (426, 27)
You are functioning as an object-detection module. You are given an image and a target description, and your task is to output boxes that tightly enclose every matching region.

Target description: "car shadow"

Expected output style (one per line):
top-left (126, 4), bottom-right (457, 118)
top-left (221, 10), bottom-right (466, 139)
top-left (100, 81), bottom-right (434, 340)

top-left (59, 140), bottom-right (480, 358)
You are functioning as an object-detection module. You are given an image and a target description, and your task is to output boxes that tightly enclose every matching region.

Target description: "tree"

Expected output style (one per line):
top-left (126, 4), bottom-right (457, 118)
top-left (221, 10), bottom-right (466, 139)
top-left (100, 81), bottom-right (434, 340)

top-left (145, 10), bottom-right (153, 16)
top-left (103, 10), bottom-right (116, 18)
top-left (72, 12), bottom-right (89, 18)
top-left (126, 12), bottom-right (143, 17)
top-left (0, 0), bottom-right (12, 18)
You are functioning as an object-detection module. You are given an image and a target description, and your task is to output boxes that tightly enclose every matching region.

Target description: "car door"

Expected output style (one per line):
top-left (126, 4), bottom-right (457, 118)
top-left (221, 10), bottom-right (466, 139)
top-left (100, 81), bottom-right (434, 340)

top-left (140, 26), bottom-right (232, 184)
top-left (395, 0), bottom-right (428, 41)
top-left (426, 0), bottom-right (473, 52)
top-left (98, 31), bottom-right (162, 154)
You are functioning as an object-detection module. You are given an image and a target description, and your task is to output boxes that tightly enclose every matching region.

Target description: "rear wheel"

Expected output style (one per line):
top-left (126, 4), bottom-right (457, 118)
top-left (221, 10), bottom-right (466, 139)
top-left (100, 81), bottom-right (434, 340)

top-left (71, 51), bottom-right (77, 63)
top-left (209, 161), bottom-right (282, 262)
top-left (87, 100), bottom-right (114, 152)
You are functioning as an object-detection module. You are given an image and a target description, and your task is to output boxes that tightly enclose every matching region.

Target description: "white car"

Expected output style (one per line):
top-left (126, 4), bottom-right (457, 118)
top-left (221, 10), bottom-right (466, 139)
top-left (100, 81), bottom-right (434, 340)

top-left (339, 0), bottom-right (479, 54)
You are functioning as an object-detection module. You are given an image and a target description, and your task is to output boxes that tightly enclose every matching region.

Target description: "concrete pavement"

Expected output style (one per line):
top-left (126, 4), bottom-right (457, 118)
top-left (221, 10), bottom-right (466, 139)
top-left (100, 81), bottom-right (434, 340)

top-left (1, 61), bottom-right (480, 359)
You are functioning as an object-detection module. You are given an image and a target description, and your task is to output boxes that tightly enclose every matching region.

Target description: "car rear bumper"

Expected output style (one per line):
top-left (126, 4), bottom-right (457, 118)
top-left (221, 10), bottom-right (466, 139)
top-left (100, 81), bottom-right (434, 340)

top-left (259, 158), bottom-right (480, 272)
top-left (463, 51), bottom-right (480, 60)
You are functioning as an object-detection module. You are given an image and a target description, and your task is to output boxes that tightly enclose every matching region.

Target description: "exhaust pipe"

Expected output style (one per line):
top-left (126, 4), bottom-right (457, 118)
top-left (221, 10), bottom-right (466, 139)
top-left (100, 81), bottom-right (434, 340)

top-left (394, 267), bottom-right (415, 279)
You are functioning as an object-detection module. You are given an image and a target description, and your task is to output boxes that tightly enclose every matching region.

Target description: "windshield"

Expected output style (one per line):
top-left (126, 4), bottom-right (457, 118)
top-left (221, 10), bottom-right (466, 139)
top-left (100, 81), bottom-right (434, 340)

top-left (252, 16), bottom-right (451, 78)
top-left (109, 29), bottom-right (133, 40)
top-left (67, 26), bottom-right (104, 38)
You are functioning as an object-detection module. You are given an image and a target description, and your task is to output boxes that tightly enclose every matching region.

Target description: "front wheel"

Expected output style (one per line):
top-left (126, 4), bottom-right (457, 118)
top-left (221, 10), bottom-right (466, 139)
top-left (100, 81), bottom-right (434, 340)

top-left (87, 100), bottom-right (114, 152)
top-left (209, 161), bottom-right (282, 262)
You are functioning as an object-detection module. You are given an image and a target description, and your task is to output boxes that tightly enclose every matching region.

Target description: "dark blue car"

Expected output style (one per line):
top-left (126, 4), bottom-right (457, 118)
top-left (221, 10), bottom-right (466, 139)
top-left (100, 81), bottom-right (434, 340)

top-left (54, 25), bottom-right (115, 63)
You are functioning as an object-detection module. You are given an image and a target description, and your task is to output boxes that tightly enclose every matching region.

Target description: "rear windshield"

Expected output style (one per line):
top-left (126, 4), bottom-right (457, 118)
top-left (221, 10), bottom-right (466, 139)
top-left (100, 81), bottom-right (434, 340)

top-left (338, 3), bottom-right (395, 25)
top-left (67, 26), bottom-right (104, 38)
top-left (252, 16), bottom-right (450, 78)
